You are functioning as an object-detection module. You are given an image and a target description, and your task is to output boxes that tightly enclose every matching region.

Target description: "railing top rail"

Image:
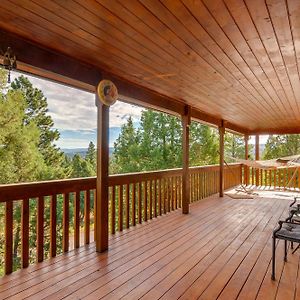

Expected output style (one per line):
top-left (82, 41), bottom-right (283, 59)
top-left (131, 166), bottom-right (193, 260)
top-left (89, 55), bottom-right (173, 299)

top-left (0, 163), bottom-right (243, 202)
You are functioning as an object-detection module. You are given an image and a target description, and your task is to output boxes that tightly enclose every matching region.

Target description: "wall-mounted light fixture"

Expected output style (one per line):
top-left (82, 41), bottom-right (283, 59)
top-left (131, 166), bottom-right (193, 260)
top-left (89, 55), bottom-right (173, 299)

top-left (1, 47), bottom-right (17, 83)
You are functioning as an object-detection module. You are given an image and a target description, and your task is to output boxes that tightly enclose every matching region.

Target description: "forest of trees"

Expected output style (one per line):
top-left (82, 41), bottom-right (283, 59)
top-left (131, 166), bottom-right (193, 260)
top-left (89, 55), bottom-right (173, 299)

top-left (1, 69), bottom-right (300, 275)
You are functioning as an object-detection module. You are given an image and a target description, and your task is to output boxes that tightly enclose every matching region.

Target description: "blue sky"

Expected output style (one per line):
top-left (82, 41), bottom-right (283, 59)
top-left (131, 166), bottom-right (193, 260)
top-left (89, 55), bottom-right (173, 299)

top-left (12, 71), bottom-right (267, 148)
top-left (12, 71), bottom-right (143, 149)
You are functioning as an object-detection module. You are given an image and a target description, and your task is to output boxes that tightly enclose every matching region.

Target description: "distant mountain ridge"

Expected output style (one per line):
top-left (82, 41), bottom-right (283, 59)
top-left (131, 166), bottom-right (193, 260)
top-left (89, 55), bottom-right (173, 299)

top-left (62, 147), bottom-right (114, 158)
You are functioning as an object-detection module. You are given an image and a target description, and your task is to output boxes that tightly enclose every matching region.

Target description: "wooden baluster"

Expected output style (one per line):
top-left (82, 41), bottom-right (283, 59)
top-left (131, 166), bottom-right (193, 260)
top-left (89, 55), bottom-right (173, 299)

top-left (274, 170), bottom-right (277, 189)
top-left (126, 184), bottom-right (130, 228)
top-left (22, 197), bottom-right (29, 268)
top-left (195, 173), bottom-right (197, 199)
top-left (118, 185), bottom-right (123, 231)
top-left (204, 172), bottom-right (207, 198)
top-left (111, 186), bottom-right (116, 234)
top-left (158, 179), bottom-right (162, 215)
top-left (50, 194), bottom-right (57, 257)
top-left (179, 176), bottom-right (182, 207)
top-left (144, 181), bottom-right (148, 221)
top-left (93, 189), bottom-right (96, 242)
top-left (63, 193), bottom-right (69, 253)
top-left (74, 191), bottom-right (80, 248)
top-left (174, 177), bottom-right (178, 209)
top-left (191, 173), bottom-right (193, 201)
top-left (132, 183), bottom-right (136, 226)
top-left (198, 173), bottom-right (200, 200)
top-left (163, 178), bottom-right (166, 214)
top-left (154, 180), bottom-right (157, 218)
top-left (170, 177), bottom-right (174, 210)
top-left (177, 176), bottom-right (180, 206)
top-left (37, 196), bottom-right (44, 261)
top-left (195, 174), bottom-right (198, 201)
top-left (167, 178), bottom-right (170, 212)
top-left (5, 201), bottom-right (13, 274)
top-left (138, 183), bottom-right (142, 224)
top-left (149, 180), bottom-right (153, 219)
top-left (84, 190), bottom-right (90, 244)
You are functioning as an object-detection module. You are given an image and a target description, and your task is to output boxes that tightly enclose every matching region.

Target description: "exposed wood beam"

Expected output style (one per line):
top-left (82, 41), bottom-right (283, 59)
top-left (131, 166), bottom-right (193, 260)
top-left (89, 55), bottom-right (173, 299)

top-left (250, 127), bottom-right (300, 135)
top-left (95, 98), bottom-right (109, 252)
top-left (0, 29), bottom-right (102, 91)
top-left (104, 72), bottom-right (185, 116)
top-left (182, 105), bottom-right (190, 214)
top-left (0, 29), bottom-right (251, 135)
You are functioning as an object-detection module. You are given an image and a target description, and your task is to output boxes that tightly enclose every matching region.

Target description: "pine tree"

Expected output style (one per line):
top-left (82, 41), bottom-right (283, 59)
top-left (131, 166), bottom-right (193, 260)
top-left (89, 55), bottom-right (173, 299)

top-left (224, 132), bottom-right (246, 163)
top-left (263, 134), bottom-right (300, 159)
top-left (112, 116), bottom-right (140, 173)
top-left (190, 122), bottom-right (219, 166)
top-left (10, 75), bottom-right (68, 179)
top-left (86, 141), bottom-right (97, 173)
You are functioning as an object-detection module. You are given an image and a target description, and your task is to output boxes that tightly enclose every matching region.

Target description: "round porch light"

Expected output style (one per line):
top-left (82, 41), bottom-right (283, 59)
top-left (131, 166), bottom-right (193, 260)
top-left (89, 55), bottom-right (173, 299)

top-left (96, 80), bottom-right (118, 106)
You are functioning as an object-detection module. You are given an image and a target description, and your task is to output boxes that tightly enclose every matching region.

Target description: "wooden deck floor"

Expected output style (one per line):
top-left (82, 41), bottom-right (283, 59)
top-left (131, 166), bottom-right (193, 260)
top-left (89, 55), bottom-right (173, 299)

top-left (1, 189), bottom-right (300, 300)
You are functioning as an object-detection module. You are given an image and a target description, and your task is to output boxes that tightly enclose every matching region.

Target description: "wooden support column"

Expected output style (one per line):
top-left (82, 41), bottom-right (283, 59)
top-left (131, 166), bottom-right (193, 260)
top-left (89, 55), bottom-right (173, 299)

top-left (244, 135), bottom-right (249, 186)
top-left (255, 135), bottom-right (260, 186)
top-left (182, 105), bottom-right (190, 214)
top-left (95, 98), bottom-right (109, 252)
top-left (219, 121), bottom-right (225, 197)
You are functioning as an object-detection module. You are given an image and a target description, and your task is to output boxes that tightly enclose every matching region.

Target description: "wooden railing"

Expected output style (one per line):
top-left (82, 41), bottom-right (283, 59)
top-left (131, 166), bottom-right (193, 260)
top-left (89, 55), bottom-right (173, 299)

top-left (245, 166), bottom-right (300, 189)
top-left (0, 163), bottom-right (242, 275)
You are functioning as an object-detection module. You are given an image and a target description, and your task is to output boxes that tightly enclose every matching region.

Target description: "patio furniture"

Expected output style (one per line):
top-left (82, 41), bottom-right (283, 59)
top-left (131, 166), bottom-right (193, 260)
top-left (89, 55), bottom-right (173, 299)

top-left (272, 214), bottom-right (300, 280)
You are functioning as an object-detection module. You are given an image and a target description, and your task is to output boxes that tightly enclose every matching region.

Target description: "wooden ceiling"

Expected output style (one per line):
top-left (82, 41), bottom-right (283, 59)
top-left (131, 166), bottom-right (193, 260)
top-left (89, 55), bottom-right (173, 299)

top-left (0, 0), bottom-right (300, 134)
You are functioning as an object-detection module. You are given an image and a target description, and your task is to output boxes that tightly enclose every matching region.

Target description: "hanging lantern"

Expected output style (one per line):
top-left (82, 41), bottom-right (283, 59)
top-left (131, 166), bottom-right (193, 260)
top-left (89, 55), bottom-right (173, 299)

top-left (2, 47), bottom-right (17, 83)
top-left (96, 80), bottom-right (118, 106)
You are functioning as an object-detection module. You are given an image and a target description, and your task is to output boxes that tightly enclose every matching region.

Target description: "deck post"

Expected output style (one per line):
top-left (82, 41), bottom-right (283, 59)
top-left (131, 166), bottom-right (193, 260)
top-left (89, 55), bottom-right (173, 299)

top-left (219, 121), bottom-right (225, 197)
top-left (182, 105), bottom-right (190, 214)
top-left (95, 97), bottom-right (109, 252)
top-left (244, 135), bottom-right (249, 186)
top-left (255, 134), bottom-right (260, 186)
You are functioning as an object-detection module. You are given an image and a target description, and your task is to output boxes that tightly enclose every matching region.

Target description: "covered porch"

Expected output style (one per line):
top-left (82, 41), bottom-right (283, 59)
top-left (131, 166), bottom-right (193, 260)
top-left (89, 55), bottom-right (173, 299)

top-left (1, 0), bottom-right (300, 299)
top-left (0, 189), bottom-right (299, 300)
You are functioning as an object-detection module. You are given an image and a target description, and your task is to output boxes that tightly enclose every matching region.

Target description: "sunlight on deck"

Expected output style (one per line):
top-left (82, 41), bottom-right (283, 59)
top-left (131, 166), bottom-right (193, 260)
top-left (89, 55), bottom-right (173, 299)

top-left (0, 189), bottom-right (299, 300)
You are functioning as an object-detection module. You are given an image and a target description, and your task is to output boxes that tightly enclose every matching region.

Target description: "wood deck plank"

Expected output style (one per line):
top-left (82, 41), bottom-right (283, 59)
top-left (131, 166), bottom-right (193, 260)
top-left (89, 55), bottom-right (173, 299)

top-left (0, 190), bottom-right (299, 300)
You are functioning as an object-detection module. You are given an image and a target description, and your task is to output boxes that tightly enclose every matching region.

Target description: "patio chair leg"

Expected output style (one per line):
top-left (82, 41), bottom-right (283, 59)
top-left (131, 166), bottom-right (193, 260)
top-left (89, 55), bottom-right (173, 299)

top-left (284, 240), bottom-right (287, 262)
top-left (292, 243), bottom-right (300, 254)
top-left (272, 236), bottom-right (276, 280)
top-left (291, 241), bottom-right (294, 250)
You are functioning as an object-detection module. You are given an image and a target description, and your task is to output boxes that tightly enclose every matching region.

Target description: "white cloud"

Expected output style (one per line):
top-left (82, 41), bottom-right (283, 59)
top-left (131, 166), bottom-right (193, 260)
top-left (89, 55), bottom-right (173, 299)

top-left (9, 71), bottom-right (145, 148)
top-left (11, 71), bottom-right (143, 130)
top-left (249, 135), bottom-right (269, 145)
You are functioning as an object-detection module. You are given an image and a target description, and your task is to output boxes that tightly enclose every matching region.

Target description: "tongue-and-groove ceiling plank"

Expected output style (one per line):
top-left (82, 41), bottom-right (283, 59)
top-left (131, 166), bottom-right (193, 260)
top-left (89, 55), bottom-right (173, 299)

top-left (0, 0), bottom-right (300, 133)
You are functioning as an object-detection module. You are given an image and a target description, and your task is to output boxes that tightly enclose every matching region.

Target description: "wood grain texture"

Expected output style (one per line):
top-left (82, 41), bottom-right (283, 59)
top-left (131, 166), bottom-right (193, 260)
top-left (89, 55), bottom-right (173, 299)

top-left (0, 1), bottom-right (299, 133)
top-left (0, 189), bottom-right (298, 300)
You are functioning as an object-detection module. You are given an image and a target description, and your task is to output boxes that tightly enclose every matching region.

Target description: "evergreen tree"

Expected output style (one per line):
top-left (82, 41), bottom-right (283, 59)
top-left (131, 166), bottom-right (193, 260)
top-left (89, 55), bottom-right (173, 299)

top-left (263, 134), bottom-right (300, 159)
top-left (71, 154), bottom-right (95, 178)
top-left (112, 116), bottom-right (140, 173)
top-left (138, 110), bottom-right (182, 170)
top-left (224, 132), bottom-right (246, 163)
top-left (10, 76), bottom-right (68, 179)
top-left (190, 122), bottom-right (219, 166)
top-left (0, 72), bottom-right (45, 183)
top-left (86, 141), bottom-right (97, 173)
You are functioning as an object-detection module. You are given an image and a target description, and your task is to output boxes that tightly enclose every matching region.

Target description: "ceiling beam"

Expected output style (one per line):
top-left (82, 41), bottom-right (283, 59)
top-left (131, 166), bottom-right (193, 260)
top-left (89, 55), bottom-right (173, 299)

top-left (249, 127), bottom-right (300, 135)
top-left (0, 28), bottom-right (249, 135)
top-left (0, 29), bottom-right (102, 90)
